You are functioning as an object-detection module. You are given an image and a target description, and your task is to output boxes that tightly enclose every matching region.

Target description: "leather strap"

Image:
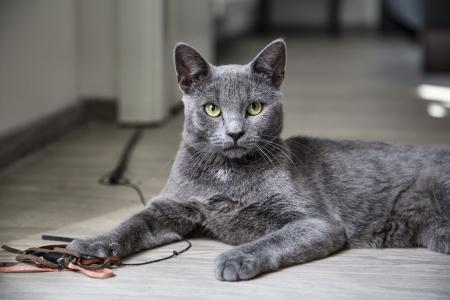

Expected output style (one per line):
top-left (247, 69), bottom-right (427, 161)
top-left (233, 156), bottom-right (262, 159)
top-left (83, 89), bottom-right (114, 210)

top-left (68, 262), bottom-right (113, 279)
top-left (0, 262), bottom-right (68, 273)
top-left (0, 262), bottom-right (112, 278)
top-left (80, 258), bottom-right (104, 265)
top-left (78, 259), bottom-right (110, 271)
top-left (15, 253), bottom-right (59, 269)
top-left (52, 247), bottom-right (81, 259)
top-left (1, 245), bottom-right (23, 254)
top-left (1, 244), bottom-right (115, 279)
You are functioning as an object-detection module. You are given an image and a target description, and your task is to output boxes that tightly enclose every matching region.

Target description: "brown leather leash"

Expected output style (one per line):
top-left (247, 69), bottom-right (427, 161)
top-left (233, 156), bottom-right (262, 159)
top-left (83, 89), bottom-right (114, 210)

top-left (0, 244), bottom-right (118, 279)
top-left (0, 239), bottom-right (191, 279)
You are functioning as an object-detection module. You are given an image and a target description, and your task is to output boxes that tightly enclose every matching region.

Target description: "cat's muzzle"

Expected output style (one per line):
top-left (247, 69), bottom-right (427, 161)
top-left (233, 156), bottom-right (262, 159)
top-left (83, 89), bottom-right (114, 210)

top-left (222, 146), bottom-right (248, 158)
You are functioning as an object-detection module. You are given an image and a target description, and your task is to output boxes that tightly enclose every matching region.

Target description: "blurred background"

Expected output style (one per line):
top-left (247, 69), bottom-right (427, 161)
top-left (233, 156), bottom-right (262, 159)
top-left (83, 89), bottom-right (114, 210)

top-left (1, 0), bottom-right (450, 171)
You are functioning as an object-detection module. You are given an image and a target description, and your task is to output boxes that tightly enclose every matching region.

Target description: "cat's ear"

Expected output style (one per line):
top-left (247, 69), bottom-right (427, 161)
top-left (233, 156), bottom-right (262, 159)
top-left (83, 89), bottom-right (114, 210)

top-left (174, 43), bottom-right (210, 93)
top-left (251, 39), bottom-right (286, 88)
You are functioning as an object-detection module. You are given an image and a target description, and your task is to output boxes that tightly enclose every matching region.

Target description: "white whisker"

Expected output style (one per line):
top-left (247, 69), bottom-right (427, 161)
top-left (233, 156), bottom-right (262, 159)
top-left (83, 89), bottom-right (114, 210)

top-left (260, 138), bottom-right (312, 170)
top-left (255, 143), bottom-right (274, 166)
top-left (190, 146), bottom-right (212, 168)
top-left (147, 153), bottom-right (178, 182)
top-left (260, 140), bottom-right (297, 168)
top-left (260, 134), bottom-right (327, 163)
top-left (258, 142), bottom-right (283, 166)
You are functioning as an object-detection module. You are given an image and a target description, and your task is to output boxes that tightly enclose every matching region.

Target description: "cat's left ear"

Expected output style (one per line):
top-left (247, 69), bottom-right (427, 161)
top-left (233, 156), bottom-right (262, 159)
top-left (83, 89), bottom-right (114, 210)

top-left (251, 39), bottom-right (286, 88)
top-left (174, 43), bottom-right (210, 94)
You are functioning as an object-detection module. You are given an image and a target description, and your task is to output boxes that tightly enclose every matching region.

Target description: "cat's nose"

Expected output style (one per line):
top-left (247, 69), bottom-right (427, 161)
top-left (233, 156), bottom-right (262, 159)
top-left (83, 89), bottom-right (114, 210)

top-left (227, 131), bottom-right (244, 142)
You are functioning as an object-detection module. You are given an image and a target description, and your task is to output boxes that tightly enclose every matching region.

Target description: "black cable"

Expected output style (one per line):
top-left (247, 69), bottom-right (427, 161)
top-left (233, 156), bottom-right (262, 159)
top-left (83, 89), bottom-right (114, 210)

top-left (116, 240), bottom-right (191, 266)
top-left (98, 172), bottom-right (147, 206)
top-left (108, 129), bottom-right (142, 184)
top-left (42, 235), bottom-right (74, 243)
top-left (98, 128), bottom-right (146, 206)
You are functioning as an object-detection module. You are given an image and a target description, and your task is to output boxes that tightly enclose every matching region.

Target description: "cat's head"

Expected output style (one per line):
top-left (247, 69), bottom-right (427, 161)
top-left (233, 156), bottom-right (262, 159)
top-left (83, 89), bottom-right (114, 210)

top-left (174, 39), bottom-right (286, 159)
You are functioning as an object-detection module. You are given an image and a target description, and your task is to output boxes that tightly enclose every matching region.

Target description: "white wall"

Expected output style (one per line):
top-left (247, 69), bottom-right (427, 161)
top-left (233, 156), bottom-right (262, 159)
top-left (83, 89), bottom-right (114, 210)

top-left (117, 0), bottom-right (166, 124)
top-left (0, 0), bottom-right (78, 136)
top-left (77, 0), bottom-right (117, 99)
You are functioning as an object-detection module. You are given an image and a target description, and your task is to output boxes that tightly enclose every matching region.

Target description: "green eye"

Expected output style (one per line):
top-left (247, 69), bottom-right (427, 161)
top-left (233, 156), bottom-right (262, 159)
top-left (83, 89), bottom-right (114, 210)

top-left (204, 104), bottom-right (221, 117)
top-left (246, 102), bottom-right (262, 116)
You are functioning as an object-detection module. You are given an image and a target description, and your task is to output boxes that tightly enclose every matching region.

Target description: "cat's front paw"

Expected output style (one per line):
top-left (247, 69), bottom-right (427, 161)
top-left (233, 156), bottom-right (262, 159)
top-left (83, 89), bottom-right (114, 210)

top-left (214, 249), bottom-right (262, 281)
top-left (67, 237), bottom-right (121, 258)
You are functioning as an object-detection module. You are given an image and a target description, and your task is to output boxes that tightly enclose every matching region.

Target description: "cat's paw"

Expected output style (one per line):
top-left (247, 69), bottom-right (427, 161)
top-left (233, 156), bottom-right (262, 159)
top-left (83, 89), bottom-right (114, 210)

top-left (67, 238), bottom-right (121, 258)
top-left (214, 249), bottom-right (262, 281)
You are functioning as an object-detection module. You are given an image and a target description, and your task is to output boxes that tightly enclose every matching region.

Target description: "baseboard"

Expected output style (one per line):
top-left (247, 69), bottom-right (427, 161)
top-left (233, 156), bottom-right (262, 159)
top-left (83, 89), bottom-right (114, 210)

top-left (0, 103), bottom-right (86, 171)
top-left (117, 100), bottom-right (184, 128)
top-left (83, 98), bottom-right (117, 122)
top-left (0, 99), bottom-right (183, 172)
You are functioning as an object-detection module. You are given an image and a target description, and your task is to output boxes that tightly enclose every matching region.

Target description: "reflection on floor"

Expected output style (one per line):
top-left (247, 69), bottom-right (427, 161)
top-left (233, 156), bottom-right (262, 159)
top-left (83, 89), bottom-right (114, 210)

top-left (1, 34), bottom-right (449, 299)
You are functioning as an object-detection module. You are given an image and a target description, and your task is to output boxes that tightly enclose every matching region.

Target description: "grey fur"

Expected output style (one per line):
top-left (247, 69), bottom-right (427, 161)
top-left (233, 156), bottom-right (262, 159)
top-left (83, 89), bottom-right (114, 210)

top-left (68, 39), bottom-right (450, 281)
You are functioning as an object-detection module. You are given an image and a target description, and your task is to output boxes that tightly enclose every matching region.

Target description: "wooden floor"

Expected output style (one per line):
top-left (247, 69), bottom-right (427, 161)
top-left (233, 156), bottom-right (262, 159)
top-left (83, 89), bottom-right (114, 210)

top-left (1, 33), bottom-right (450, 299)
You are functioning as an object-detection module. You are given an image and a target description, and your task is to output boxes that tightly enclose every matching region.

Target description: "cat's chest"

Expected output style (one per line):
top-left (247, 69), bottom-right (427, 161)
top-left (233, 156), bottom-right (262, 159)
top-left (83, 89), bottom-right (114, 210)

top-left (194, 164), bottom-right (270, 198)
top-left (214, 168), bottom-right (232, 183)
top-left (172, 165), bottom-right (303, 245)
top-left (166, 158), bottom-right (291, 203)
top-left (210, 166), bottom-right (258, 185)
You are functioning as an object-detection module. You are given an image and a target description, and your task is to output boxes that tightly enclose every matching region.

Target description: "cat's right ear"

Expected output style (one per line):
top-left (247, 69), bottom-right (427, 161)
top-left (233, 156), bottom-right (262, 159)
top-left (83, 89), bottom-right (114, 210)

top-left (251, 39), bottom-right (286, 88)
top-left (174, 43), bottom-right (210, 93)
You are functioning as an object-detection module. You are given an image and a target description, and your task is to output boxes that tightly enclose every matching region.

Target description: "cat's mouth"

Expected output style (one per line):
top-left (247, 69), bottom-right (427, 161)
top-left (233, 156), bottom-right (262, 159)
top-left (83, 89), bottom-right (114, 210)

top-left (222, 146), bottom-right (248, 158)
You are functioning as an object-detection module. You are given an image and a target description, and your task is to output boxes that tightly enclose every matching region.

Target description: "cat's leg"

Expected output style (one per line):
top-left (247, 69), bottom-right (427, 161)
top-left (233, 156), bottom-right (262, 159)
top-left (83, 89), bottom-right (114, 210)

top-left (416, 175), bottom-right (450, 254)
top-left (420, 220), bottom-right (450, 254)
top-left (214, 218), bottom-right (345, 281)
top-left (427, 233), bottom-right (450, 254)
top-left (67, 198), bottom-right (202, 257)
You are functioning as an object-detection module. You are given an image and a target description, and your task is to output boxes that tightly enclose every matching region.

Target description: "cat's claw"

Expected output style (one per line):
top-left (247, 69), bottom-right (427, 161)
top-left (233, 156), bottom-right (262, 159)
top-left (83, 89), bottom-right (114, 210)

top-left (67, 238), bottom-right (121, 258)
top-left (214, 249), bottom-right (262, 281)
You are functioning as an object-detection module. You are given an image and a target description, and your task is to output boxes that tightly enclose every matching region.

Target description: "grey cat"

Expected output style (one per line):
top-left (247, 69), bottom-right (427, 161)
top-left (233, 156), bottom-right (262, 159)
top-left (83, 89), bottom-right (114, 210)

top-left (67, 39), bottom-right (450, 281)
